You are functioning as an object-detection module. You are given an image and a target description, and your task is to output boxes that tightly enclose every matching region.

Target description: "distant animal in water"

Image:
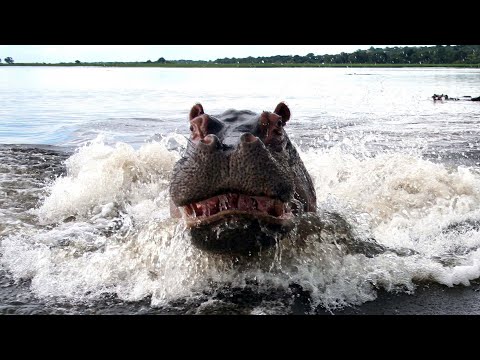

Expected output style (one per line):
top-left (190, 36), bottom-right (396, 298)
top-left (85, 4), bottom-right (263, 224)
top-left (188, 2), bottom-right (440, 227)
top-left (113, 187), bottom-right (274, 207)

top-left (432, 94), bottom-right (480, 101)
top-left (169, 102), bottom-right (317, 253)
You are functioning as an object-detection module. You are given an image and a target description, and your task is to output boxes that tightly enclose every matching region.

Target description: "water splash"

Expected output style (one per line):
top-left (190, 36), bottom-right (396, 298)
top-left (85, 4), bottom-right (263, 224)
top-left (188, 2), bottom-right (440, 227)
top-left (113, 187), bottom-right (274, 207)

top-left (2, 134), bottom-right (480, 312)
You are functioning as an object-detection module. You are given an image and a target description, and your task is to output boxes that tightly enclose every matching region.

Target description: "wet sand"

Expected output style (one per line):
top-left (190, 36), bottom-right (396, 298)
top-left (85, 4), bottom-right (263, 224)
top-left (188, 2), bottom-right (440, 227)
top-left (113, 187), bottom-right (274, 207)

top-left (328, 280), bottom-right (480, 315)
top-left (3, 266), bottom-right (479, 315)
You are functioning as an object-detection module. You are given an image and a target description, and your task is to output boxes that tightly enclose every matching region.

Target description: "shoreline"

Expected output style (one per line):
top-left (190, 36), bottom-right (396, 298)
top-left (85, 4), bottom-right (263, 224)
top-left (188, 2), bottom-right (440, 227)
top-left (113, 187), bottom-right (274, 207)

top-left (329, 279), bottom-right (480, 315)
top-left (1, 63), bottom-right (480, 68)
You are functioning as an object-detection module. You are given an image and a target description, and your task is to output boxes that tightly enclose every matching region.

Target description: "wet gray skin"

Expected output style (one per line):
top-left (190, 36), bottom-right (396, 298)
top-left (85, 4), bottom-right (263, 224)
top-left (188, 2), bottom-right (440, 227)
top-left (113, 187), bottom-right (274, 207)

top-left (169, 102), bottom-right (414, 257)
top-left (169, 102), bottom-right (315, 253)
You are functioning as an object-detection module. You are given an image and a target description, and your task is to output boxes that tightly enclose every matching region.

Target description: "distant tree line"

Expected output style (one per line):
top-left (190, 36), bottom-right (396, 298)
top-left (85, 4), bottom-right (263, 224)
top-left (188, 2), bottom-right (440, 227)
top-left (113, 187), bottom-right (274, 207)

top-left (211, 45), bottom-right (480, 65)
top-left (3, 46), bottom-right (480, 66)
top-left (145, 57), bottom-right (167, 63)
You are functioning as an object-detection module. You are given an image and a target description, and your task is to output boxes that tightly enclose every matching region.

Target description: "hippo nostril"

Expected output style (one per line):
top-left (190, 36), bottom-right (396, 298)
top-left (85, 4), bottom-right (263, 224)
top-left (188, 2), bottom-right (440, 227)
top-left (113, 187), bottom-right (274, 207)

top-left (240, 133), bottom-right (258, 144)
top-left (200, 134), bottom-right (220, 147)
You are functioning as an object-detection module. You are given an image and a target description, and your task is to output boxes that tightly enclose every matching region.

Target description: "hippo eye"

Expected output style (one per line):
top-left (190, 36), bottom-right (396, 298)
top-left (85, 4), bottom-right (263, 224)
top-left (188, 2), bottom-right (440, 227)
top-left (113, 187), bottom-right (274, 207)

top-left (189, 125), bottom-right (194, 132)
top-left (276, 120), bottom-right (283, 127)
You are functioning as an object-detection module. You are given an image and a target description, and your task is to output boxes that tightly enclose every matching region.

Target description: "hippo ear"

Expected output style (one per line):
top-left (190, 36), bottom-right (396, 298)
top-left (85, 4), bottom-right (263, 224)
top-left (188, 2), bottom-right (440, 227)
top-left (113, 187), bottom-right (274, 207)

top-left (189, 103), bottom-right (204, 120)
top-left (274, 102), bottom-right (291, 124)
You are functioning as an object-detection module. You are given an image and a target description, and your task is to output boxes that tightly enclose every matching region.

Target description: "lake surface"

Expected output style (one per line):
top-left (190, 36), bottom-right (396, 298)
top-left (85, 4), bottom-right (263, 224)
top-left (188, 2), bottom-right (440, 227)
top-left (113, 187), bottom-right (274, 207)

top-left (1, 66), bottom-right (480, 314)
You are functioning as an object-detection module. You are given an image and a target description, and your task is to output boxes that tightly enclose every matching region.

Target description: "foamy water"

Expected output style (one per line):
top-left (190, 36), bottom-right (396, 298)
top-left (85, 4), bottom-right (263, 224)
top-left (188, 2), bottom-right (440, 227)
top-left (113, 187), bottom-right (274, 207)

top-left (2, 133), bottom-right (480, 312)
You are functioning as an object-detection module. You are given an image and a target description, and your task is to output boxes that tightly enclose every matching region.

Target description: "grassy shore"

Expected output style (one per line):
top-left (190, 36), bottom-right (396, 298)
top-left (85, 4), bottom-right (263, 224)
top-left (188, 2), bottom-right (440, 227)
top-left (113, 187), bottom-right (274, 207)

top-left (1, 62), bottom-right (480, 68)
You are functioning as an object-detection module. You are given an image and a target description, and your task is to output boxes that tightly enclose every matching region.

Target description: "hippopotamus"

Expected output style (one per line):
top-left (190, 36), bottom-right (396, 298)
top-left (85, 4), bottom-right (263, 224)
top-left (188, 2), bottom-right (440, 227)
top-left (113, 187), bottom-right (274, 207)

top-left (169, 102), bottom-right (317, 253)
top-left (432, 94), bottom-right (480, 101)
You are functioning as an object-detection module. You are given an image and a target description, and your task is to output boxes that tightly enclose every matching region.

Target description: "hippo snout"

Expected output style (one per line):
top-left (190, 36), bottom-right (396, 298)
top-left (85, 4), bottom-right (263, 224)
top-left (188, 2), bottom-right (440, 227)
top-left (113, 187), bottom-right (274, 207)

top-left (169, 102), bottom-right (317, 253)
top-left (170, 128), bottom-right (294, 207)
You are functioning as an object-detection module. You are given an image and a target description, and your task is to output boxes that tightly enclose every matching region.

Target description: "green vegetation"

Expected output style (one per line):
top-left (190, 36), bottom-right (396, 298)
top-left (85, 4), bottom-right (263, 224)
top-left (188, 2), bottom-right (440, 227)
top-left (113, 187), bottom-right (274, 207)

top-left (1, 45), bottom-right (480, 68)
top-left (2, 62), bottom-right (479, 68)
top-left (214, 45), bottom-right (480, 66)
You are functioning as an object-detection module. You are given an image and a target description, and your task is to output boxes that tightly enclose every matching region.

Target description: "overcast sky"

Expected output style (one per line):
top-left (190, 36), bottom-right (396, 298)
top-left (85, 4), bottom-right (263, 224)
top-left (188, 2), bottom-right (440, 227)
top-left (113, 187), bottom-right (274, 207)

top-left (0, 45), bottom-right (413, 63)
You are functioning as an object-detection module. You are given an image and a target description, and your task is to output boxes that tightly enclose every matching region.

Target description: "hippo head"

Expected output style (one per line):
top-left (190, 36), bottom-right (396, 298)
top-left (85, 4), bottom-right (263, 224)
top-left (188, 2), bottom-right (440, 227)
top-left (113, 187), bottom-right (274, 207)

top-left (169, 102), bottom-right (317, 253)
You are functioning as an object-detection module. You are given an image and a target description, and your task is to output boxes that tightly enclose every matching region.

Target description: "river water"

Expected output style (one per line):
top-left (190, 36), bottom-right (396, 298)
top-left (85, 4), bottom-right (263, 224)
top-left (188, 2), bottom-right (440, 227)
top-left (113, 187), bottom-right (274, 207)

top-left (1, 66), bottom-right (480, 314)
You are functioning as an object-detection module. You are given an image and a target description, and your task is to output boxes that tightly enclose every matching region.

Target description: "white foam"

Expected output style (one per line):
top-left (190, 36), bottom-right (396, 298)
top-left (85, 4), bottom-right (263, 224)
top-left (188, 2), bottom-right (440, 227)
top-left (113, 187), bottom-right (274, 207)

top-left (3, 135), bottom-right (480, 310)
top-left (35, 135), bottom-right (182, 224)
top-left (315, 147), bottom-right (480, 235)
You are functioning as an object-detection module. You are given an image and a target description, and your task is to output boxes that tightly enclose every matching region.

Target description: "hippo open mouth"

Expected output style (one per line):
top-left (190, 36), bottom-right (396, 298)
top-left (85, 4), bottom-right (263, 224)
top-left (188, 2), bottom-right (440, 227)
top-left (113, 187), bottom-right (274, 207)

top-left (180, 193), bottom-right (293, 227)
top-left (169, 102), bottom-right (316, 253)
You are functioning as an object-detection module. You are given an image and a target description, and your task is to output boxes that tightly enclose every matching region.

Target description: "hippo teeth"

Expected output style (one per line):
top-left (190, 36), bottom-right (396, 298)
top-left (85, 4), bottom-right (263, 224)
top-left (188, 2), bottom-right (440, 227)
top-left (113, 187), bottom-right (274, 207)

top-left (181, 193), bottom-right (291, 220)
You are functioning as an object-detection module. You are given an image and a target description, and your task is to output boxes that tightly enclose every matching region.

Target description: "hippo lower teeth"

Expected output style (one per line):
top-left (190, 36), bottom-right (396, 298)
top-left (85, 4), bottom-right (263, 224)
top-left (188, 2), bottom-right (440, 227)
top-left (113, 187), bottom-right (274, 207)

top-left (181, 193), bottom-right (292, 225)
